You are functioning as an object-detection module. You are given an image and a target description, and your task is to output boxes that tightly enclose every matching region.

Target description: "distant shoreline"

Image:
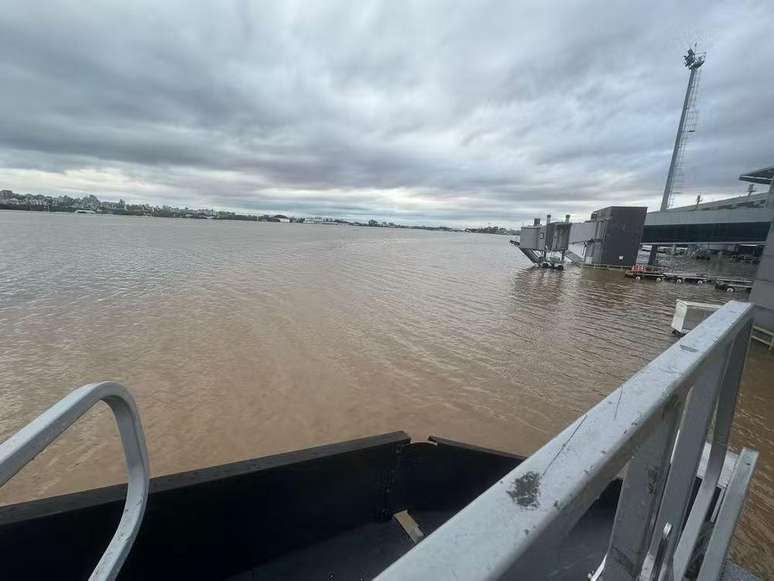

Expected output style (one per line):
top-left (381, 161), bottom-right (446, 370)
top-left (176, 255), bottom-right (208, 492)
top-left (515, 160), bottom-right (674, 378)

top-left (0, 205), bottom-right (261, 221)
top-left (0, 206), bottom-right (518, 234)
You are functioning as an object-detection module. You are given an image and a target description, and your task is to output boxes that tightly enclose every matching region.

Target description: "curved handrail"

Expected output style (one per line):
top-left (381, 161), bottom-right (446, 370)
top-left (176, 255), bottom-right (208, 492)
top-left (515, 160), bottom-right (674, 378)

top-left (0, 382), bottom-right (150, 581)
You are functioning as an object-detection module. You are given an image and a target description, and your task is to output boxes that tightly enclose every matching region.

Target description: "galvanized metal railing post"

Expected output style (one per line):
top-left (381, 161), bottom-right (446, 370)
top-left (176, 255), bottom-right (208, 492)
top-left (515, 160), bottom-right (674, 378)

top-left (697, 448), bottom-right (759, 581)
top-left (672, 322), bottom-right (752, 579)
top-left (0, 382), bottom-right (149, 581)
top-left (602, 397), bottom-right (683, 581)
top-left (640, 349), bottom-right (730, 581)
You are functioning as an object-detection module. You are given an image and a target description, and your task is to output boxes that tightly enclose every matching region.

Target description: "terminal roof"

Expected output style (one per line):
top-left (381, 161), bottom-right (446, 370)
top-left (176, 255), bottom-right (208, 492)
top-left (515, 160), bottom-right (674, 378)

top-left (739, 165), bottom-right (774, 185)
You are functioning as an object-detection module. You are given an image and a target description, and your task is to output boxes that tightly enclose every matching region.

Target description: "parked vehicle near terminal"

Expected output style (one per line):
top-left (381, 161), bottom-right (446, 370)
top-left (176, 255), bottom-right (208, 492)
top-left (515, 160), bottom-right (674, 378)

top-left (715, 278), bottom-right (754, 293)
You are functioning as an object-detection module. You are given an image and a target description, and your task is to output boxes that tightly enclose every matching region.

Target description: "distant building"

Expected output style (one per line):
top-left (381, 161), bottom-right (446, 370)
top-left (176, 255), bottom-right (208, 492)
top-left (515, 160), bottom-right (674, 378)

top-left (28, 196), bottom-right (48, 207)
top-left (78, 195), bottom-right (100, 210)
top-left (568, 206), bottom-right (648, 267)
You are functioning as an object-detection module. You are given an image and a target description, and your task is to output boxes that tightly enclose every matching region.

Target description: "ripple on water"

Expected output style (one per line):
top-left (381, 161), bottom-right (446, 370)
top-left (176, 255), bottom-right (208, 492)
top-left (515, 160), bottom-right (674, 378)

top-left (0, 213), bottom-right (771, 577)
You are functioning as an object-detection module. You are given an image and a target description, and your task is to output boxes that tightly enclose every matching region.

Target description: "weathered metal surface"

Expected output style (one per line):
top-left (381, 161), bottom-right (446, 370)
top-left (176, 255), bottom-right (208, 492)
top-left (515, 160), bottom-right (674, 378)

top-left (0, 432), bottom-right (524, 579)
top-left (639, 352), bottom-right (730, 581)
top-left (671, 300), bottom-right (722, 335)
top-left (603, 401), bottom-right (682, 581)
top-left (673, 324), bottom-right (751, 579)
top-left (393, 510), bottom-right (425, 544)
top-left (751, 326), bottom-right (774, 350)
top-left (375, 301), bottom-right (755, 581)
top-left (699, 449), bottom-right (759, 581)
top-left (517, 226), bottom-right (545, 251)
top-left (0, 382), bottom-right (149, 581)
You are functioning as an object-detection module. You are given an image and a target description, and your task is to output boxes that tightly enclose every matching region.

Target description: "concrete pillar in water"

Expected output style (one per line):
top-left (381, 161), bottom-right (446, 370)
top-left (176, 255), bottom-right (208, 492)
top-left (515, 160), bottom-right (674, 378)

top-left (648, 245), bottom-right (659, 265)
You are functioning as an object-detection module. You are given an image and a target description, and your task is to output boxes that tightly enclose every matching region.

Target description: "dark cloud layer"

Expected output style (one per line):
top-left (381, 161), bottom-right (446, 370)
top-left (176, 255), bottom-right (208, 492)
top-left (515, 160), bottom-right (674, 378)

top-left (1, 0), bottom-right (772, 225)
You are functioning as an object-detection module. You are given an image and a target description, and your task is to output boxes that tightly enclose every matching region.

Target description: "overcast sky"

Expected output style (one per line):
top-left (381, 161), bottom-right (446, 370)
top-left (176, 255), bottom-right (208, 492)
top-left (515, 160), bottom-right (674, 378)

top-left (1, 1), bottom-right (772, 226)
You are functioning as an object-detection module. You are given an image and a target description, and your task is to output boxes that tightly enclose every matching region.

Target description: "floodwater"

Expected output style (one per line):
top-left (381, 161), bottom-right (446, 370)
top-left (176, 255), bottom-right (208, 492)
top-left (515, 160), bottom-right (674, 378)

top-left (0, 211), bottom-right (772, 577)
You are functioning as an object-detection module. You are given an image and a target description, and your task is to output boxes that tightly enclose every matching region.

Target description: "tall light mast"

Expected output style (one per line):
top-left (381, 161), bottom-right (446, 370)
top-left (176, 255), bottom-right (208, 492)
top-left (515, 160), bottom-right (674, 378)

top-left (648, 47), bottom-right (705, 265)
top-left (660, 47), bottom-right (705, 211)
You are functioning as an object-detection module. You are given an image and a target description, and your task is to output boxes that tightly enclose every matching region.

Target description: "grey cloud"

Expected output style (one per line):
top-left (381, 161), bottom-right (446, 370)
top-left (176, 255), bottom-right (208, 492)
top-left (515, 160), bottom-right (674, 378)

top-left (0, 0), bottom-right (772, 226)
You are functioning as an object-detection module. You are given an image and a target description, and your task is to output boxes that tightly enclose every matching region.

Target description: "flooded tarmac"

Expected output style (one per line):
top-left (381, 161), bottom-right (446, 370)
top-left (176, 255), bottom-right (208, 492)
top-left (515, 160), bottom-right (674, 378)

top-left (0, 211), bottom-right (772, 576)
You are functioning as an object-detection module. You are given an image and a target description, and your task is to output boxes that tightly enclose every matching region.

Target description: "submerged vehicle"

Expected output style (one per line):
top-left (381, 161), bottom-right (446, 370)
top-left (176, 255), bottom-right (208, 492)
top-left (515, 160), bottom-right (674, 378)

top-left (0, 301), bottom-right (760, 580)
top-left (715, 279), bottom-right (754, 294)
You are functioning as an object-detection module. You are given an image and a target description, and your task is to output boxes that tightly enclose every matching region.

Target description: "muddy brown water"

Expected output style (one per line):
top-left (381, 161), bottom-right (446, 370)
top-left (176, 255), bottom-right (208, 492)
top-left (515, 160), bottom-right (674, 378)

top-left (1, 211), bottom-right (772, 577)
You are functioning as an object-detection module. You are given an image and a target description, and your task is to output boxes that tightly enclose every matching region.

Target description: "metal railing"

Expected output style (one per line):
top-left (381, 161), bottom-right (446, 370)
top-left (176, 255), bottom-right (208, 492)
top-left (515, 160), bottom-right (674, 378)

top-left (752, 325), bottom-right (774, 351)
top-left (376, 300), bottom-right (758, 581)
top-left (0, 382), bottom-right (149, 581)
